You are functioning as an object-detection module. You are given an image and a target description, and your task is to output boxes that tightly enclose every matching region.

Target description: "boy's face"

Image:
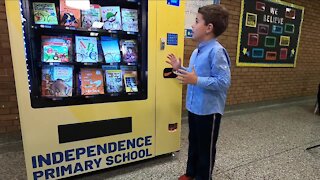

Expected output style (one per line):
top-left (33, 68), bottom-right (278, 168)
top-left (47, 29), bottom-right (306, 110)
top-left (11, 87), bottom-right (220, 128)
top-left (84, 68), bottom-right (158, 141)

top-left (192, 13), bottom-right (214, 41)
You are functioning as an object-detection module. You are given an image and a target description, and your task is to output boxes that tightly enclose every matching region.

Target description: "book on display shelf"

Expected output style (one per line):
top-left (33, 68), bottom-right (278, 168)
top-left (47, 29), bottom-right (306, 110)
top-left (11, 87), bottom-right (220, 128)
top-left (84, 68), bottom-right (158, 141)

top-left (105, 69), bottom-right (123, 93)
top-left (120, 39), bottom-right (138, 64)
top-left (101, 36), bottom-right (121, 63)
top-left (124, 73), bottom-right (138, 93)
top-left (41, 65), bottom-right (73, 97)
top-left (120, 65), bottom-right (138, 93)
top-left (81, 4), bottom-right (102, 29)
top-left (60, 0), bottom-right (81, 27)
top-left (33, 2), bottom-right (59, 25)
top-left (75, 36), bottom-right (99, 63)
top-left (101, 6), bottom-right (122, 31)
top-left (121, 8), bottom-right (139, 32)
top-left (41, 36), bottom-right (72, 63)
top-left (79, 68), bottom-right (105, 95)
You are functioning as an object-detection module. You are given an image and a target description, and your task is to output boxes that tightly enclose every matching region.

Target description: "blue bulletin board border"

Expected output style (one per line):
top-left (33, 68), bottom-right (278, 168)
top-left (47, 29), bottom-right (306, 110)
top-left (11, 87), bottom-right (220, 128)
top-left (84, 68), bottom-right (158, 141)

top-left (236, 0), bottom-right (304, 68)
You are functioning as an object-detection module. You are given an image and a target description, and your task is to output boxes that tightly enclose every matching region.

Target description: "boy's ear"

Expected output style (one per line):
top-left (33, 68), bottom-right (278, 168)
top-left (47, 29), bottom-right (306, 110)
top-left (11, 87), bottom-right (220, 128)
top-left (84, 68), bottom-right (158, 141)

top-left (207, 23), bottom-right (215, 34)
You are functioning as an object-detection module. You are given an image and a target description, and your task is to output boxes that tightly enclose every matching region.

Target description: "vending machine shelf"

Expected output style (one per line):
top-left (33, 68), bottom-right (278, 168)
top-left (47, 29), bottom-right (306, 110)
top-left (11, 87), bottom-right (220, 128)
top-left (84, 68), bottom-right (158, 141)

top-left (22, 0), bottom-right (148, 108)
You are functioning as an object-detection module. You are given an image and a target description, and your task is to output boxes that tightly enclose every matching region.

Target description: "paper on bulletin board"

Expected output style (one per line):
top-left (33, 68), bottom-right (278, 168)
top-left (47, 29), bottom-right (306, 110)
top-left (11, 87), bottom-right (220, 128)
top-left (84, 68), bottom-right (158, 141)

top-left (185, 0), bottom-right (220, 38)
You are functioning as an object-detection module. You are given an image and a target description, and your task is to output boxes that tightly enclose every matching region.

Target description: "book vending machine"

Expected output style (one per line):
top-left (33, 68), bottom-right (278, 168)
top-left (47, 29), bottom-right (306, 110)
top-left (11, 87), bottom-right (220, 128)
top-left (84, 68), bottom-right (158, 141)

top-left (5, 0), bottom-right (185, 179)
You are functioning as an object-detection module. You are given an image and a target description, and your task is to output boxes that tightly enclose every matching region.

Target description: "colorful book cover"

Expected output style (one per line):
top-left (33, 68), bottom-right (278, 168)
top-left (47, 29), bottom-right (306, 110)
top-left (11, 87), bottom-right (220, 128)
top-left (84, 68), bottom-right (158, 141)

top-left (120, 40), bottom-right (138, 63)
top-left (60, 0), bottom-right (81, 27)
top-left (121, 8), bottom-right (139, 32)
top-left (41, 65), bottom-right (73, 97)
top-left (80, 68), bottom-right (104, 95)
top-left (81, 4), bottom-right (101, 29)
top-left (33, 2), bottom-right (59, 25)
top-left (120, 65), bottom-right (138, 93)
top-left (101, 36), bottom-right (121, 63)
top-left (124, 73), bottom-right (138, 93)
top-left (101, 6), bottom-right (122, 30)
top-left (41, 36), bottom-right (72, 63)
top-left (75, 36), bottom-right (99, 63)
top-left (105, 70), bottom-right (123, 93)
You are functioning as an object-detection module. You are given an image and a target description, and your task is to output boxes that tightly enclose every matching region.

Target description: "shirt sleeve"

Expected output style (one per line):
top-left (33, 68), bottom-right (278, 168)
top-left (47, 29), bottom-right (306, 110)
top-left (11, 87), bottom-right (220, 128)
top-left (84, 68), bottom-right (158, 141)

top-left (179, 49), bottom-right (198, 72)
top-left (196, 48), bottom-right (231, 92)
top-left (180, 66), bottom-right (189, 71)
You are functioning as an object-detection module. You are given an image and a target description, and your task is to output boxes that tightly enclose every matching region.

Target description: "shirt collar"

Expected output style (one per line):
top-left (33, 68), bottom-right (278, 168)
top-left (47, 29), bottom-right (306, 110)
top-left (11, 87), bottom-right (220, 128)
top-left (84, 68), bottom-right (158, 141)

top-left (198, 38), bottom-right (217, 51)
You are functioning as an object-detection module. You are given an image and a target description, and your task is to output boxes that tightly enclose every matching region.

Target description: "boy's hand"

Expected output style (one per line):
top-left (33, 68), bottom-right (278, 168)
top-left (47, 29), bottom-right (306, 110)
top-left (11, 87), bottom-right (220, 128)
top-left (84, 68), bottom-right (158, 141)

top-left (166, 53), bottom-right (182, 71)
top-left (175, 67), bottom-right (198, 85)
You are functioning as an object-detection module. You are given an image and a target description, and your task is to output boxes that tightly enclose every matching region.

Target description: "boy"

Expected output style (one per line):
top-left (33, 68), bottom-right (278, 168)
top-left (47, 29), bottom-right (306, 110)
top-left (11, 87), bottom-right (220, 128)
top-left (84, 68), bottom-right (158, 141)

top-left (166, 4), bottom-right (231, 180)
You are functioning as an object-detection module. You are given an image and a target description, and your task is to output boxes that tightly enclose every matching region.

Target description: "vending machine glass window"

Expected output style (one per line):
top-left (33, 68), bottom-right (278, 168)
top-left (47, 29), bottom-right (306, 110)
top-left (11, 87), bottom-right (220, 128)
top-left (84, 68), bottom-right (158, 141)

top-left (21, 0), bottom-right (148, 108)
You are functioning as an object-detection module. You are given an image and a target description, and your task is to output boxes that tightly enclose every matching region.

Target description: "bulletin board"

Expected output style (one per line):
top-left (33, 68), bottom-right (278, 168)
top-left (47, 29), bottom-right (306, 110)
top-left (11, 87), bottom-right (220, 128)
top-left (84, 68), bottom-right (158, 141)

top-left (236, 0), bottom-right (304, 67)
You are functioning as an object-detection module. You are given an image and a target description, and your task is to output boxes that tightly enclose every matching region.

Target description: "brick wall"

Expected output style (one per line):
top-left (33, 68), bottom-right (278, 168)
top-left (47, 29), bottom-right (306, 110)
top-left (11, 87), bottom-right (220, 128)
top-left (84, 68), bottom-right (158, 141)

top-left (182, 0), bottom-right (320, 109)
top-left (0, 0), bottom-right (20, 134)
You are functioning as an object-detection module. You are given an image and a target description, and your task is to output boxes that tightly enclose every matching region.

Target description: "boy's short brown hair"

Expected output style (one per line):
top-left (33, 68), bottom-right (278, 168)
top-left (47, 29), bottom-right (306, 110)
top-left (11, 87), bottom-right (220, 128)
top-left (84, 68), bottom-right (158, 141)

top-left (198, 4), bottom-right (229, 37)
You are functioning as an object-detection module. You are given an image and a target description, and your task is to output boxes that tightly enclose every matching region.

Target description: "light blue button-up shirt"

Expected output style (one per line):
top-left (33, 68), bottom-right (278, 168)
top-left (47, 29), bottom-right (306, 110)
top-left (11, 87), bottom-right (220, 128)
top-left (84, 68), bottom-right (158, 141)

top-left (184, 38), bottom-right (231, 115)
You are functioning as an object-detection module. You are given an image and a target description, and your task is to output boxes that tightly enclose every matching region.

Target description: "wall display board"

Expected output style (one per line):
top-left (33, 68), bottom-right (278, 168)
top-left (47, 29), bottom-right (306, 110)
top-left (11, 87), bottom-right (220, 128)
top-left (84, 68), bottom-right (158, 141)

top-left (237, 0), bottom-right (304, 67)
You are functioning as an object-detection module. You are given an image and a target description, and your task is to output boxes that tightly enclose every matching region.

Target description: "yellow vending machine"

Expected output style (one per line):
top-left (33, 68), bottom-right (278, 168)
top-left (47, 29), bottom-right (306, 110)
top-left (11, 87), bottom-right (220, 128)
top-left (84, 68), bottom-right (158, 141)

top-left (5, 0), bottom-right (185, 179)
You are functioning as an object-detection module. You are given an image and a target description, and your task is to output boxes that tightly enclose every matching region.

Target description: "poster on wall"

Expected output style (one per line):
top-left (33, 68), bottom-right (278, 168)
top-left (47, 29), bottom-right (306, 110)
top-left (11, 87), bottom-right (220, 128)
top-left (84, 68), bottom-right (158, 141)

top-left (236, 0), bottom-right (304, 67)
top-left (185, 0), bottom-right (220, 38)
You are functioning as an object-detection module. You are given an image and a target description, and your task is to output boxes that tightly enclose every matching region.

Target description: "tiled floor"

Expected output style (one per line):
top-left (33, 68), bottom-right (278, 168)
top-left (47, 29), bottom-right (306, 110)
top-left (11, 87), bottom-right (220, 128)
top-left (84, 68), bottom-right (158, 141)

top-left (0, 97), bottom-right (319, 180)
